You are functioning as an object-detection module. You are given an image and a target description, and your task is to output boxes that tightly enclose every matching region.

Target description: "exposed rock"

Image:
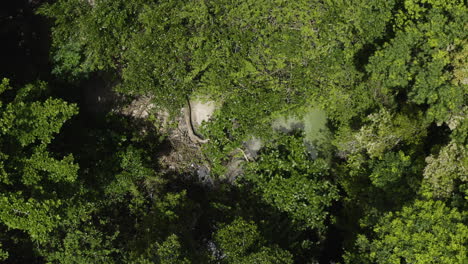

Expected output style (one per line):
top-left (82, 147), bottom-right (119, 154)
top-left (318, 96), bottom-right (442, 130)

top-left (85, 0), bottom-right (95, 7)
top-left (120, 96), bottom-right (156, 119)
top-left (272, 115), bottom-right (304, 133)
top-left (190, 99), bottom-right (217, 129)
top-left (244, 137), bottom-right (263, 159)
top-left (225, 159), bottom-right (244, 183)
top-left (184, 105), bottom-right (209, 144)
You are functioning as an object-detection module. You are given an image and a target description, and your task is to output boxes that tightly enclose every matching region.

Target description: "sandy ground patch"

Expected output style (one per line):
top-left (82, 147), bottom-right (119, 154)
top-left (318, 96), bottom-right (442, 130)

top-left (190, 100), bottom-right (217, 129)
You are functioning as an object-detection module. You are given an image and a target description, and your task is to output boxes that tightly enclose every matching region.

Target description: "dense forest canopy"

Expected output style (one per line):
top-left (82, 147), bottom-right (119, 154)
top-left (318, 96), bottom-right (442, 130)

top-left (0, 0), bottom-right (467, 263)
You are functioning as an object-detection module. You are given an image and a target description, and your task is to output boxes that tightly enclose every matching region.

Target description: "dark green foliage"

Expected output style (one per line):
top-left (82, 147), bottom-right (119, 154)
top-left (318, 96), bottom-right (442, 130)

top-left (245, 134), bottom-right (339, 232)
top-left (38, 0), bottom-right (145, 79)
top-left (0, 0), bottom-right (466, 263)
top-left (214, 218), bottom-right (294, 264)
top-left (43, 224), bottom-right (120, 264)
top-left (367, 0), bottom-right (467, 124)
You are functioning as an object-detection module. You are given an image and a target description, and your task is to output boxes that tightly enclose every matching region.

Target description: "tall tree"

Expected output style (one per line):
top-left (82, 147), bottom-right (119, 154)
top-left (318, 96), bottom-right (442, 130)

top-left (0, 78), bottom-right (78, 261)
top-left (346, 200), bottom-right (468, 264)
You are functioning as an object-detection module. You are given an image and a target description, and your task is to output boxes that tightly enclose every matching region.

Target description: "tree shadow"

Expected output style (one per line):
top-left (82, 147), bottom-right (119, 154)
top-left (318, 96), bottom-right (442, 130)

top-left (0, 0), bottom-right (52, 86)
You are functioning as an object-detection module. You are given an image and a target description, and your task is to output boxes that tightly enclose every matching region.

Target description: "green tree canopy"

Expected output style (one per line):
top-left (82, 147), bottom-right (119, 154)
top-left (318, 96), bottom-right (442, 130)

top-left (348, 200), bottom-right (468, 264)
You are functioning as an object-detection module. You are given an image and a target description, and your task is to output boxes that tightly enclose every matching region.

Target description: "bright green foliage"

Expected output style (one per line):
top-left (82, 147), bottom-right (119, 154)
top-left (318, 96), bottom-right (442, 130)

top-left (120, 0), bottom-right (322, 110)
top-left (0, 79), bottom-right (79, 260)
top-left (245, 135), bottom-right (339, 231)
top-left (215, 218), bottom-right (259, 260)
top-left (104, 146), bottom-right (156, 198)
top-left (22, 147), bottom-right (78, 185)
top-left (0, 80), bottom-right (78, 187)
top-left (329, 2), bottom-right (467, 244)
top-left (40, 0), bottom-right (396, 118)
top-left (2, 98), bottom-right (77, 147)
top-left (299, 0), bottom-right (394, 124)
top-left (13, 0), bottom-right (468, 262)
top-left (395, 0), bottom-right (466, 25)
top-left (42, 224), bottom-right (119, 264)
top-left (120, 0), bottom-right (198, 109)
top-left (348, 200), bottom-right (468, 264)
top-left (155, 235), bottom-right (190, 264)
top-left (214, 218), bottom-right (293, 264)
top-left (369, 151), bottom-right (413, 188)
top-left (0, 194), bottom-right (62, 243)
top-left (367, 0), bottom-right (467, 123)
